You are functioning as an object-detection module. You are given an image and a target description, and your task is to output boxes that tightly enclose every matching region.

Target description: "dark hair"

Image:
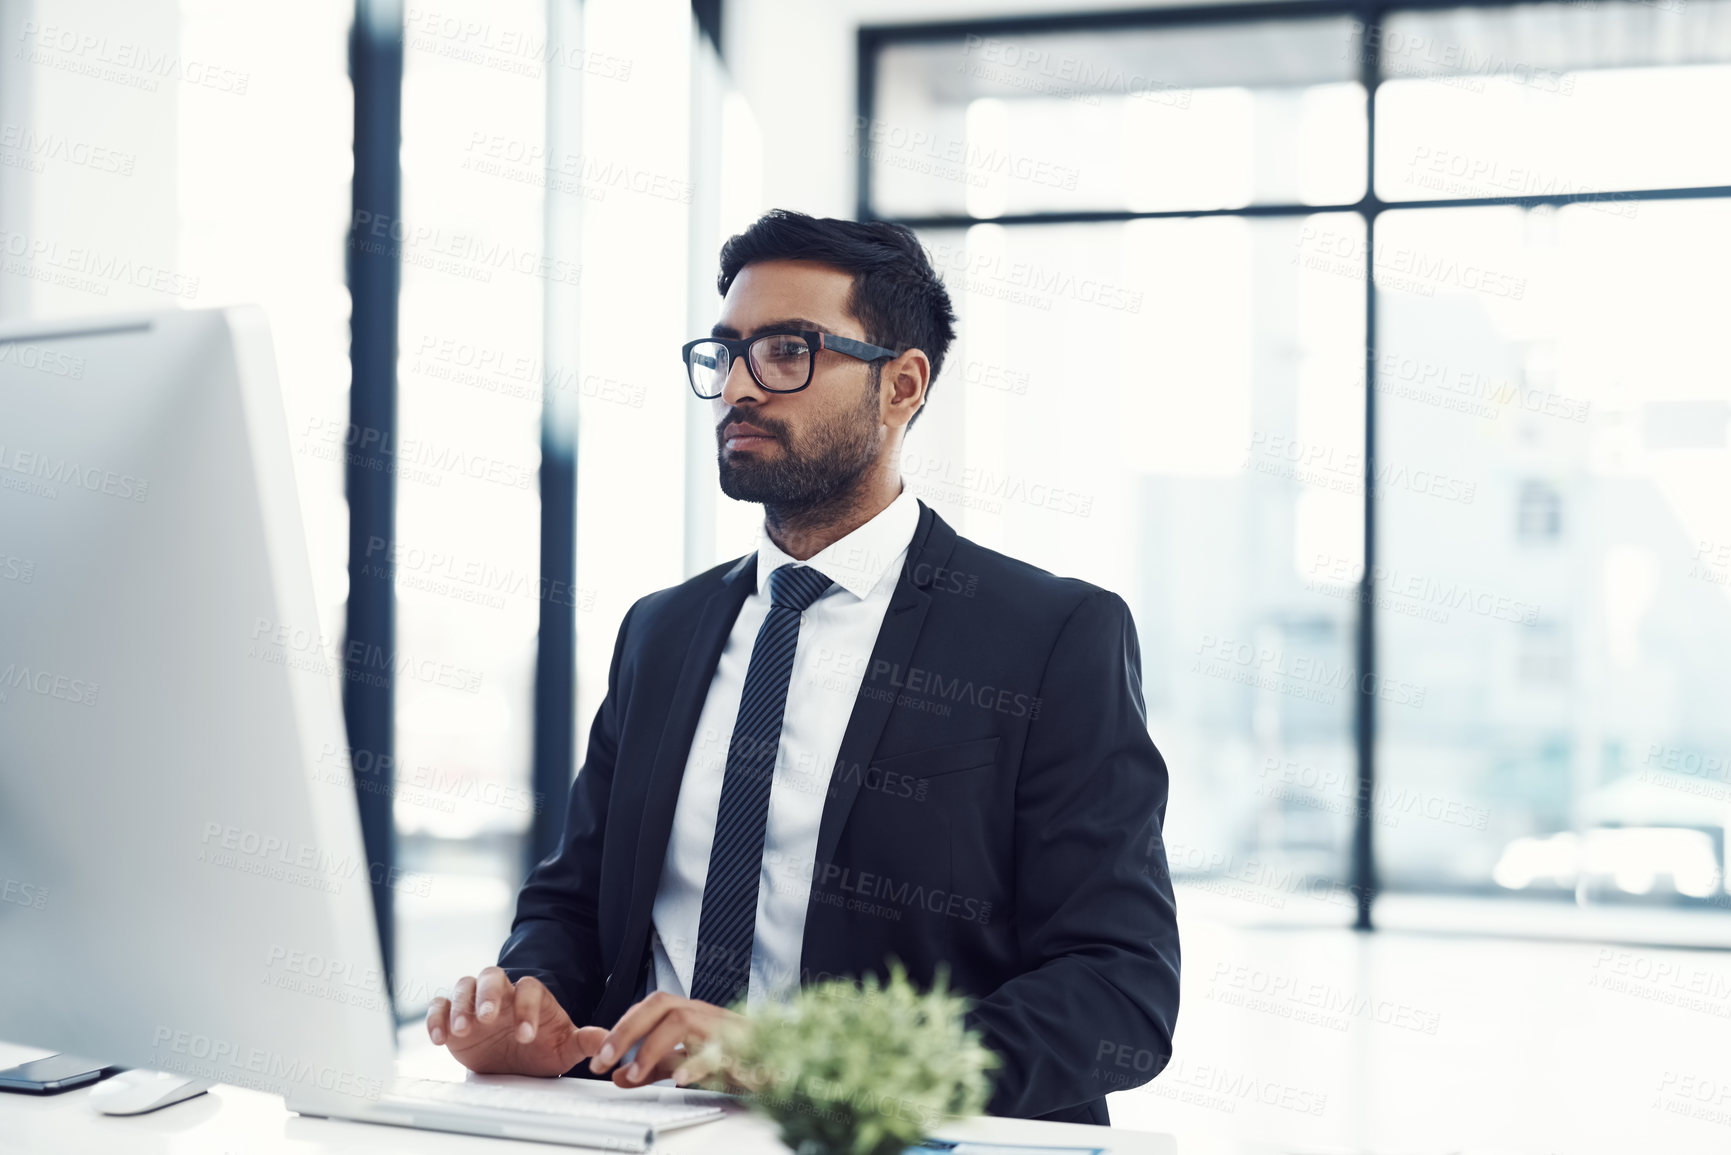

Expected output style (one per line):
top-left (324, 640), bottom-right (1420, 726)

top-left (717, 209), bottom-right (957, 426)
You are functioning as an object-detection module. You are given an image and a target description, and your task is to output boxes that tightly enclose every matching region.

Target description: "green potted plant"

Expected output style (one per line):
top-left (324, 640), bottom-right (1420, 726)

top-left (695, 961), bottom-right (999, 1155)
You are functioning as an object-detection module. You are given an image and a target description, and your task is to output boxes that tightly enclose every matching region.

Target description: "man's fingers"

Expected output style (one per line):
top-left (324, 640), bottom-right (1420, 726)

top-left (475, 966), bottom-right (511, 1025)
top-left (530, 1022), bottom-right (603, 1078)
top-left (512, 976), bottom-right (543, 1043)
top-left (621, 1017), bottom-right (690, 1087)
top-left (572, 1025), bottom-right (608, 1059)
top-left (450, 975), bottom-right (478, 1036)
top-left (613, 1052), bottom-right (679, 1088)
top-left (672, 1043), bottom-right (731, 1087)
top-left (426, 997), bottom-right (451, 1047)
top-left (592, 992), bottom-right (667, 1073)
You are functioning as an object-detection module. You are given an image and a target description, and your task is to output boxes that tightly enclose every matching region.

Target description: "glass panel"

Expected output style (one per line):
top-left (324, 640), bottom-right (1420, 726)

top-left (909, 215), bottom-right (1365, 920)
top-left (394, 0), bottom-right (548, 1016)
top-left (178, 5), bottom-right (355, 640)
top-left (867, 18), bottom-right (1367, 217)
top-left (374, 0), bottom-right (693, 1022)
top-left (571, 0), bottom-right (693, 796)
top-left (1376, 0), bottom-right (1731, 200)
top-left (1375, 201), bottom-right (1731, 919)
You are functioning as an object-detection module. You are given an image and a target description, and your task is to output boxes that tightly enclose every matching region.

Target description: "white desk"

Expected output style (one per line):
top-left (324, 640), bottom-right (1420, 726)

top-left (0, 1038), bottom-right (1177, 1155)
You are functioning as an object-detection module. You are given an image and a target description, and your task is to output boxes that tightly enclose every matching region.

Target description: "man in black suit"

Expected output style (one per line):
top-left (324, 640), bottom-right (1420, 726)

top-left (426, 209), bottom-right (1179, 1125)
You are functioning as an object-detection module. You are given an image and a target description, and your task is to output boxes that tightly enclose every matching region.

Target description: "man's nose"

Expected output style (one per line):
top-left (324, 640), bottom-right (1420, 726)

top-left (720, 352), bottom-right (767, 407)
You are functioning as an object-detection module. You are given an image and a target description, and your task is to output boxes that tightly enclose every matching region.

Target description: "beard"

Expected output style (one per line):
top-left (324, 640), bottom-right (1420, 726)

top-left (716, 367), bottom-right (882, 514)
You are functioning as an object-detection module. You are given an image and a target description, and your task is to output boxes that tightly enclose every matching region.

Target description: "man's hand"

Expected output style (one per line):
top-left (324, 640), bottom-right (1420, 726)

top-left (427, 967), bottom-right (607, 1077)
top-left (587, 991), bottom-right (744, 1088)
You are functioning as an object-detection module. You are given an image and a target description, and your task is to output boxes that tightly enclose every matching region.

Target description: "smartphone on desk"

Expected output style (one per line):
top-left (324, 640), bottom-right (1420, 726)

top-left (0, 1054), bottom-right (111, 1094)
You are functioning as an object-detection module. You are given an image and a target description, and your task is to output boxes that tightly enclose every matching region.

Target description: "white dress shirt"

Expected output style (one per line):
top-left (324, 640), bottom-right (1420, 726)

top-left (647, 484), bottom-right (921, 1009)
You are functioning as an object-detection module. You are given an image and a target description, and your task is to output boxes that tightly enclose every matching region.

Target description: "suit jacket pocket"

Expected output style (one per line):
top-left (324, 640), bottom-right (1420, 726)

top-left (869, 735), bottom-right (1001, 780)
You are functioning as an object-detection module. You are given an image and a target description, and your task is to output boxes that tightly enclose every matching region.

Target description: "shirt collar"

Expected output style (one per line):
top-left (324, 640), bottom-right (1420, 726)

top-left (754, 486), bottom-right (920, 602)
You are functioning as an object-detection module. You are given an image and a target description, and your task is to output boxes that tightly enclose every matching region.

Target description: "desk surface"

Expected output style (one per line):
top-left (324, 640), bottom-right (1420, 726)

top-left (0, 1039), bottom-right (1177, 1155)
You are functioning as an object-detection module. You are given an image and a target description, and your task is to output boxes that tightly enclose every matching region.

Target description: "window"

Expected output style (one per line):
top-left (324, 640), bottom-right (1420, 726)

top-left (862, 0), bottom-right (1731, 927)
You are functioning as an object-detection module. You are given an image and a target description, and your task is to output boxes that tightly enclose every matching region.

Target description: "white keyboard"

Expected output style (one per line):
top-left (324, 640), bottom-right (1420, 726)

top-left (388, 1076), bottom-right (724, 1126)
top-left (350, 1076), bottom-right (728, 1150)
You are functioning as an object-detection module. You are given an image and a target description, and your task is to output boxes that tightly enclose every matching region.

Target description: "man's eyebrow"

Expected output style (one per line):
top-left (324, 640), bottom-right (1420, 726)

top-left (710, 317), bottom-right (830, 338)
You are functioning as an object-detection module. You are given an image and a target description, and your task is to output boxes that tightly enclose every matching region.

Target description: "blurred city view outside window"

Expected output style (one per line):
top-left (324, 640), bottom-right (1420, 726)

top-left (868, 0), bottom-right (1731, 932)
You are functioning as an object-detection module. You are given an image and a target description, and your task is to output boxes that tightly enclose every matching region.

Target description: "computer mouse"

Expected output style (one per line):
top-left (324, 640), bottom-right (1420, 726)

top-left (87, 1069), bottom-right (210, 1115)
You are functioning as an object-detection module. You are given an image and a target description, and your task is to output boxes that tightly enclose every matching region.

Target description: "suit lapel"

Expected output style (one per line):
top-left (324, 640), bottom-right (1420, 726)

top-left (597, 552), bottom-right (754, 1023)
top-left (811, 501), bottom-right (959, 872)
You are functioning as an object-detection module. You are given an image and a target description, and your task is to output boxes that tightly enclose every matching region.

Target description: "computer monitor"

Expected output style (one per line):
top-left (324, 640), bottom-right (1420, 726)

top-left (0, 306), bottom-right (395, 1108)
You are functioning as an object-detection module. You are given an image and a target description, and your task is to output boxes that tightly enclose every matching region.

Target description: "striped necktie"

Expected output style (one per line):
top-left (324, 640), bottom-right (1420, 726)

top-left (689, 562), bottom-right (834, 1007)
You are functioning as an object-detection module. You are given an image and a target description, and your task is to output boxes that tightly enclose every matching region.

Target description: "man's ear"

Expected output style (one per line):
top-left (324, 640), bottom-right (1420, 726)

top-left (882, 349), bottom-right (930, 431)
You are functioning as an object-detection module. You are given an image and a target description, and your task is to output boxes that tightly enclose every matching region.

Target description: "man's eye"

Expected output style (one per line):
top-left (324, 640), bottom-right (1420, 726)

top-left (764, 340), bottom-right (809, 359)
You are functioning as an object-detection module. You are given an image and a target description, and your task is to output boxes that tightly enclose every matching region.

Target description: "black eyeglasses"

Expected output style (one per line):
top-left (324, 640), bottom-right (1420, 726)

top-left (681, 330), bottom-right (898, 399)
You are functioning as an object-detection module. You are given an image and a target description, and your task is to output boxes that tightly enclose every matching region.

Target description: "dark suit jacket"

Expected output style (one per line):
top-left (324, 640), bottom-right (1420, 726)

top-left (498, 499), bottom-right (1179, 1124)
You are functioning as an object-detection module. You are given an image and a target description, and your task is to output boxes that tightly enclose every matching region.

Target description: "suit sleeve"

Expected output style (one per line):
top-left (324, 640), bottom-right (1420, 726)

top-left (496, 599), bottom-right (637, 1026)
top-left (965, 589), bottom-right (1180, 1119)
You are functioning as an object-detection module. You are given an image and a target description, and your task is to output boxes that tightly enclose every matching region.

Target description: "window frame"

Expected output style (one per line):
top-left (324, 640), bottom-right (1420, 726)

top-left (856, 0), bottom-right (1731, 932)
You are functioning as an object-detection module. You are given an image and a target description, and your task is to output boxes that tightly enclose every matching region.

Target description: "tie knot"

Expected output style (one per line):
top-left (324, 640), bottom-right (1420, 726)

top-left (769, 564), bottom-right (832, 612)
